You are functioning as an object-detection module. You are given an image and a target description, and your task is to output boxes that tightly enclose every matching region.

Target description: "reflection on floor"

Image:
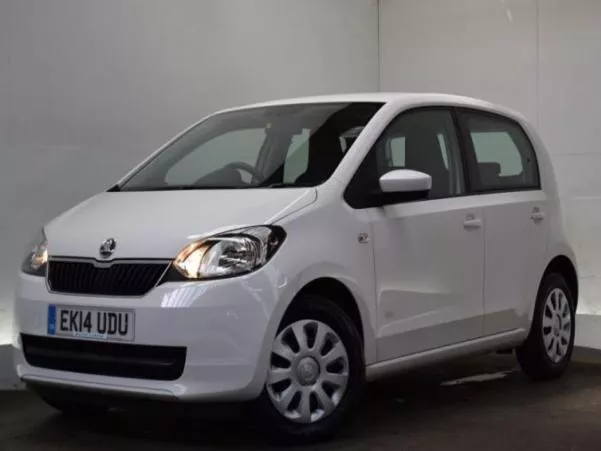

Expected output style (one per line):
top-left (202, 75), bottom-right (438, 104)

top-left (2, 351), bottom-right (601, 450)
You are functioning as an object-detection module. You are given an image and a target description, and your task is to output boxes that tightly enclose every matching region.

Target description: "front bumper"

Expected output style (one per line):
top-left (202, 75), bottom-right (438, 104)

top-left (13, 267), bottom-right (288, 402)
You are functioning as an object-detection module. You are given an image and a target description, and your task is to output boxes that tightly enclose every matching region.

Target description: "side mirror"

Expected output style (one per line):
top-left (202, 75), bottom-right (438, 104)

top-left (379, 169), bottom-right (432, 194)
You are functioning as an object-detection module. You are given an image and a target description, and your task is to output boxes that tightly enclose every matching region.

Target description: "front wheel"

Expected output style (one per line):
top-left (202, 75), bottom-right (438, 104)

top-left (517, 273), bottom-right (576, 380)
top-left (256, 295), bottom-right (365, 443)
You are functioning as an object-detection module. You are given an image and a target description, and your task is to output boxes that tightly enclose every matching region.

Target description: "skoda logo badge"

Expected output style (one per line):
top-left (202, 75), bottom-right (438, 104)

top-left (99, 238), bottom-right (117, 259)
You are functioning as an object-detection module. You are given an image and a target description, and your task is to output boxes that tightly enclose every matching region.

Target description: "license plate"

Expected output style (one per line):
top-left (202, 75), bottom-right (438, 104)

top-left (48, 305), bottom-right (135, 342)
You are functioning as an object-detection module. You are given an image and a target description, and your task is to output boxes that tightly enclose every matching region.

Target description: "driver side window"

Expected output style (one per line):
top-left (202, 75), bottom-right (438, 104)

top-left (345, 109), bottom-right (465, 208)
top-left (377, 110), bottom-right (464, 198)
top-left (165, 128), bottom-right (266, 186)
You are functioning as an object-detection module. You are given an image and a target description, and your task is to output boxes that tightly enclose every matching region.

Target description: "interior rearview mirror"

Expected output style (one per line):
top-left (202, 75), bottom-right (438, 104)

top-left (379, 169), bottom-right (432, 194)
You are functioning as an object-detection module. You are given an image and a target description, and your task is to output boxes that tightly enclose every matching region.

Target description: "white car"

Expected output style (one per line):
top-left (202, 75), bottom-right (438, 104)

top-left (14, 93), bottom-right (577, 441)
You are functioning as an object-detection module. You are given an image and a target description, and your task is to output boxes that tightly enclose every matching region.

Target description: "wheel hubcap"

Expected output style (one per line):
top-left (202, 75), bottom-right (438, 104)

top-left (266, 319), bottom-right (350, 424)
top-left (542, 288), bottom-right (572, 363)
top-left (296, 357), bottom-right (320, 385)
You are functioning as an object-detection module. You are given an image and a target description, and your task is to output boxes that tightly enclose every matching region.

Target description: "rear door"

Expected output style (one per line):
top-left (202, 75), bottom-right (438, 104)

top-left (457, 110), bottom-right (549, 335)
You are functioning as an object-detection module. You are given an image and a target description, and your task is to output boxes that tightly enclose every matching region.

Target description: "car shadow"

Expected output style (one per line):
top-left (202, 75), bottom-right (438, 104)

top-left (17, 354), bottom-right (601, 450)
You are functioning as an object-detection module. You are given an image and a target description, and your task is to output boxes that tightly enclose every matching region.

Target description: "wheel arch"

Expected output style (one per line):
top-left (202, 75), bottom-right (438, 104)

top-left (289, 278), bottom-right (364, 340)
top-left (541, 255), bottom-right (579, 310)
top-left (285, 277), bottom-right (376, 365)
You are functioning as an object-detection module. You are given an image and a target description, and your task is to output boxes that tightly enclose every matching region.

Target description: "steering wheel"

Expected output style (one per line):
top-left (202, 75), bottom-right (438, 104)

top-left (224, 162), bottom-right (264, 185)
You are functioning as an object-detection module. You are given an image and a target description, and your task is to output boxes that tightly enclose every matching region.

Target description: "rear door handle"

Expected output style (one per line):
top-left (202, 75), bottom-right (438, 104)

top-left (464, 215), bottom-right (482, 230)
top-left (531, 208), bottom-right (545, 223)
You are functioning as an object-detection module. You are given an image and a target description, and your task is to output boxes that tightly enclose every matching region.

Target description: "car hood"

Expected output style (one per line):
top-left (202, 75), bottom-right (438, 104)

top-left (46, 188), bottom-right (317, 259)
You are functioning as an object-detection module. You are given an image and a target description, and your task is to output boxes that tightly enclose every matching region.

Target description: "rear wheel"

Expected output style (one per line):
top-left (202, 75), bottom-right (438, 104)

top-left (517, 273), bottom-right (575, 380)
top-left (257, 295), bottom-right (364, 443)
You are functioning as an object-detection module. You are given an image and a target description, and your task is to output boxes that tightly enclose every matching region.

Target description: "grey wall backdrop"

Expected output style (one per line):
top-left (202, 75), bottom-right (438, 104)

top-left (0, 0), bottom-right (380, 346)
top-left (380, 0), bottom-right (601, 318)
top-left (4, 0), bottom-right (601, 387)
top-left (0, 0), bottom-right (11, 351)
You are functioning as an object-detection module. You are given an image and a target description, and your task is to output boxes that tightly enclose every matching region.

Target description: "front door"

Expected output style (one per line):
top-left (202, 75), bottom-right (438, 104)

top-left (370, 198), bottom-right (486, 360)
top-left (347, 108), bottom-right (486, 361)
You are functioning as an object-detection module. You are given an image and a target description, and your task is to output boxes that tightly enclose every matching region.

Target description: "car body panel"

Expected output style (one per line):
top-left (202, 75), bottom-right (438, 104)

top-left (368, 197), bottom-right (485, 361)
top-left (45, 188), bottom-right (317, 259)
top-left (480, 190), bottom-right (550, 335)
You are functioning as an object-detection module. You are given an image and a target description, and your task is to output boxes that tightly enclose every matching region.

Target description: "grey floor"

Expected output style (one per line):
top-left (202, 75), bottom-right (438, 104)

top-left (2, 352), bottom-right (601, 450)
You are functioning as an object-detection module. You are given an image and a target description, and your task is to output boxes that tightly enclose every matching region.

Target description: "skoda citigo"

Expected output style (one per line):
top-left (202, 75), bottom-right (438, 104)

top-left (14, 94), bottom-right (577, 441)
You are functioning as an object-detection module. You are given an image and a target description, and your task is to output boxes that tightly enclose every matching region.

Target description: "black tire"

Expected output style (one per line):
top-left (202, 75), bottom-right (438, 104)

top-left (256, 295), bottom-right (365, 443)
top-left (516, 273), bottom-right (576, 380)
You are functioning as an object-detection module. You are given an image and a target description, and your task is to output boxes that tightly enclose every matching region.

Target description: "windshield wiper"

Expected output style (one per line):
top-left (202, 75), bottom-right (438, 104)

top-left (120, 183), bottom-right (305, 192)
top-left (263, 183), bottom-right (302, 188)
top-left (121, 185), bottom-right (252, 192)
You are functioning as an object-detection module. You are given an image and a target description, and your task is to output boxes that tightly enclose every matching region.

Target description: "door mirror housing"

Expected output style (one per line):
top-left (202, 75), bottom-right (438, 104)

top-left (363, 169), bottom-right (432, 207)
top-left (379, 169), bottom-right (432, 193)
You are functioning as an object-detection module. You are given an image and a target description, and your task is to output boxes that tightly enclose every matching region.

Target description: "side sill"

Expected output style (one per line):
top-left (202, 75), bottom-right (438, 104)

top-left (366, 329), bottom-right (527, 382)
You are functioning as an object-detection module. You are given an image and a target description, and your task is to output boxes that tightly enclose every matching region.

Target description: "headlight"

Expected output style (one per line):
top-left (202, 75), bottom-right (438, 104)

top-left (21, 230), bottom-right (48, 277)
top-left (169, 226), bottom-right (286, 280)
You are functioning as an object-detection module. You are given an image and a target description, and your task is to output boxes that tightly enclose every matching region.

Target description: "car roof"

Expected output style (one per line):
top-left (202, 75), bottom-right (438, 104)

top-left (218, 92), bottom-right (526, 122)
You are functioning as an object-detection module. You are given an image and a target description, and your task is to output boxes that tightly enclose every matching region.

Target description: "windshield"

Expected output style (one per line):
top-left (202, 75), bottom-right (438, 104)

top-left (120, 102), bottom-right (383, 191)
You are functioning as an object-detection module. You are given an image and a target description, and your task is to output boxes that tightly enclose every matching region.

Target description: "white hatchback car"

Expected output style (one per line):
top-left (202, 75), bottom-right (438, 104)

top-left (14, 93), bottom-right (577, 441)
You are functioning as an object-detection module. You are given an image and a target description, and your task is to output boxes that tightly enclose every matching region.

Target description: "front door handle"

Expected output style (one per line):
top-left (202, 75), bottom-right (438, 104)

top-left (464, 215), bottom-right (482, 230)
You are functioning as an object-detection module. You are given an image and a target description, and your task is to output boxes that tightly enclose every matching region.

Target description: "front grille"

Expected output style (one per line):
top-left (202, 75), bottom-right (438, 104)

top-left (47, 260), bottom-right (169, 296)
top-left (21, 334), bottom-right (187, 381)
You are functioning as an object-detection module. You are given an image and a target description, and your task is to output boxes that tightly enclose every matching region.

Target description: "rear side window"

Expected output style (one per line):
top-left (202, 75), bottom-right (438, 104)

top-left (460, 111), bottom-right (539, 192)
